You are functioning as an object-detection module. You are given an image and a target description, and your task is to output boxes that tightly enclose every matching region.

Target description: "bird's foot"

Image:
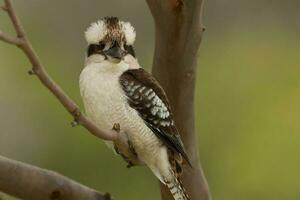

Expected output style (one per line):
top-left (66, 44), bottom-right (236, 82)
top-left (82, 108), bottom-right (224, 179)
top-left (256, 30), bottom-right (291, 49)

top-left (128, 140), bottom-right (137, 157)
top-left (119, 153), bottom-right (136, 168)
top-left (112, 123), bottom-right (120, 133)
top-left (113, 143), bottom-right (136, 168)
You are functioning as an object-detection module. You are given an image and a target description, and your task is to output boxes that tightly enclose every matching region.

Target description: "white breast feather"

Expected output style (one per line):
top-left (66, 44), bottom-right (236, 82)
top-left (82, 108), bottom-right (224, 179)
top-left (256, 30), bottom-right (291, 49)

top-left (79, 57), bottom-right (172, 184)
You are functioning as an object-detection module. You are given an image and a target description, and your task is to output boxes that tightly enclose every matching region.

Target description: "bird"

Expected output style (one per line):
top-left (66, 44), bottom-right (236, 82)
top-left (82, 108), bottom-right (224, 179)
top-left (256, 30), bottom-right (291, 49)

top-left (79, 17), bottom-right (191, 200)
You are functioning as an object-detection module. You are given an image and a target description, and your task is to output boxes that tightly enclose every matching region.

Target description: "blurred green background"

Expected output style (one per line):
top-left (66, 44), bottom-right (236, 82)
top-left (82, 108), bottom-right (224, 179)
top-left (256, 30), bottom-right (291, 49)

top-left (1, 0), bottom-right (300, 199)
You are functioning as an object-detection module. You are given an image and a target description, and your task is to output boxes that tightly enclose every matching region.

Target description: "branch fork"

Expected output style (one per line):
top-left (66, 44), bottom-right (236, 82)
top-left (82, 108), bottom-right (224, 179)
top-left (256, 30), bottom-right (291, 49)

top-left (0, 0), bottom-right (210, 199)
top-left (0, 0), bottom-right (119, 199)
top-left (0, 0), bottom-right (117, 142)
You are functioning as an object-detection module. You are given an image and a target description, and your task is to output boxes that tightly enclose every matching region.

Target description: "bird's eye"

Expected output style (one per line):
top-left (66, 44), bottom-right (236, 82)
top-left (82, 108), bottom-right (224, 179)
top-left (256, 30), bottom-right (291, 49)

top-left (98, 42), bottom-right (105, 50)
top-left (124, 45), bottom-right (136, 57)
top-left (87, 43), bottom-right (105, 57)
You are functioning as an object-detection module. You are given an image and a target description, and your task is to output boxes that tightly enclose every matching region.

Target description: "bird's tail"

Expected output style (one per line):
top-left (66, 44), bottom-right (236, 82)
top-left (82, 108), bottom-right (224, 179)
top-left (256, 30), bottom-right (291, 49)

top-left (165, 174), bottom-right (190, 200)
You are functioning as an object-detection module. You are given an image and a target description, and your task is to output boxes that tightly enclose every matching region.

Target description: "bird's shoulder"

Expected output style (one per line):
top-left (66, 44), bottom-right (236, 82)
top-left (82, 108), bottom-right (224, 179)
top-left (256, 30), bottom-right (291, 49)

top-left (119, 68), bottom-right (191, 166)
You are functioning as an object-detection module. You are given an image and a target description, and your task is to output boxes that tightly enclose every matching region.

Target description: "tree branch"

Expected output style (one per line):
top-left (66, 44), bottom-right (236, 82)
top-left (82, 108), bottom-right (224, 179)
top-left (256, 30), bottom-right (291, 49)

top-left (146, 0), bottom-right (211, 199)
top-left (0, 31), bottom-right (22, 45)
top-left (2, 0), bottom-right (25, 37)
top-left (0, 1), bottom-right (120, 199)
top-left (0, 0), bottom-right (118, 141)
top-left (1, 0), bottom-right (211, 199)
top-left (0, 155), bottom-right (111, 200)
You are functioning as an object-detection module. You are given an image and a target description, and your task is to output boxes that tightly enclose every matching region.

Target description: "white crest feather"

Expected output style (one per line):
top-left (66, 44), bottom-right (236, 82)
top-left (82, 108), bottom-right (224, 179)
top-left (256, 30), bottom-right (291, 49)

top-left (85, 19), bottom-right (136, 45)
top-left (85, 20), bottom-right (106, 44)
top-left (121, 22), bottom-right (136, 45)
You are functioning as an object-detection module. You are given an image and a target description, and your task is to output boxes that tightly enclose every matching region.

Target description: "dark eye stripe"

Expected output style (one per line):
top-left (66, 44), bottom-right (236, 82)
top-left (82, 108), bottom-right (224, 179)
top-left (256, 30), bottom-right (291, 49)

top-left (124, 45), bottom-right (136, 57)
top-left (99, 42), bottom-right (105, 49)
top-left (87, 43), bottom-right (105, 57)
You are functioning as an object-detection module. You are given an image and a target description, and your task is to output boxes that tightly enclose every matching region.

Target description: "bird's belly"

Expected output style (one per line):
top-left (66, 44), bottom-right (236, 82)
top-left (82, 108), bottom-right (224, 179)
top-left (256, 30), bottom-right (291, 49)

top-left (80, 68), bottom-right (126, 128)
top-left (80, 68), bottom-right (165, 167)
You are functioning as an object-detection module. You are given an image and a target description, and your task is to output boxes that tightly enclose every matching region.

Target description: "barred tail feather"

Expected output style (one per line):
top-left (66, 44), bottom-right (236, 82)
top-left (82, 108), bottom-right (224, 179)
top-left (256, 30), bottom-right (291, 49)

top-left (166, 176), bottom-right (190, 200)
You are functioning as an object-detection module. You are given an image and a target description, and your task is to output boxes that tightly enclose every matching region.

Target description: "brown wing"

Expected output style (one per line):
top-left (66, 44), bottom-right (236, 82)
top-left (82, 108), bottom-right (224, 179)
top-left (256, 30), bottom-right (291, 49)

top-left (119, 68), bottom-right (191, 166)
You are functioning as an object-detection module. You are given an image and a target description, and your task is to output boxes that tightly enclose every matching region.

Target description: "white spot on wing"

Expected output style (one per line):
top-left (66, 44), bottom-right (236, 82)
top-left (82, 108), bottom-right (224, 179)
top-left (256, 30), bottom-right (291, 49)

top-left (158, 110), bottom-right (170, 119)
top-left (147, 92), bottom-right (156, 100)
top-left (151, 106), bottom-right (159, 115)
top-left (146, 103), bottom-right (151, 108)
top-left (160, 121), bottom-right (170, 127)
top-left (156, 99), bottom-right (163, 107)
top-left (152, 96), bottom-right (159, 104)
top-left (139, 86), bottom-right (146, 93)
top-left (132, 84), bottom-right (141, 91)
top-left (145, 88), bottom-right (153, 96)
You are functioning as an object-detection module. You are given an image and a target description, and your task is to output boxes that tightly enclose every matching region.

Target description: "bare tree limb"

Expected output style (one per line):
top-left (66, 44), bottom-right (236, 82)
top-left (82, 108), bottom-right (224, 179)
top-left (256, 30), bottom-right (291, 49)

top-left (146, 0), bottom-right (211, 199)
top-left (0, 155), bottom-right (111, 200)
top-left (1, 0), bottom-right (210, 199)
top-left (0, 31), bottom-right (22, 45)
top-left (0, 1), bottom-right (119, 199)
top-left (2, 0), bottom-right (25, 37)
top-left (0, 0), bottom-right (118, 141)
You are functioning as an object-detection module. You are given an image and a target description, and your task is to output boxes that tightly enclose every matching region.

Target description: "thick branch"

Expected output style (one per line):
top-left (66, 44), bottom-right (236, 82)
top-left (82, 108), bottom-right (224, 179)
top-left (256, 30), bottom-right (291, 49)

top-left (0, 156), bottom-right (110, 200)
top-left (0, 0), bottom-right (117, 141)
top-left (146, 0), bottom-right (211, 200)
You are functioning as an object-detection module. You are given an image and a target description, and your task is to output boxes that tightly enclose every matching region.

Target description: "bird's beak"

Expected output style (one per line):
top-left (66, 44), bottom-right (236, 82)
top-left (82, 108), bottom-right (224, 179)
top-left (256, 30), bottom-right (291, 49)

top-left (104, 44), bottom-right (125, 60)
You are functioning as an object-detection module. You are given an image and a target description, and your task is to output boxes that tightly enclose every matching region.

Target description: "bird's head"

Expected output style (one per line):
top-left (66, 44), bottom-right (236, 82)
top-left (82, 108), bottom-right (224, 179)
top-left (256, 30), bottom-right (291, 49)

top-left (85, 17), bottom-right (136, 63)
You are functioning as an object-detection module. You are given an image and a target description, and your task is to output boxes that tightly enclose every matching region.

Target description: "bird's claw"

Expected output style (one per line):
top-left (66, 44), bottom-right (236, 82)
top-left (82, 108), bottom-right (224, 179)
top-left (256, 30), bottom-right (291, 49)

top-left (112, 123), bottom-right (120, 133)
top-left (128, 140), bottom-right (137, 157)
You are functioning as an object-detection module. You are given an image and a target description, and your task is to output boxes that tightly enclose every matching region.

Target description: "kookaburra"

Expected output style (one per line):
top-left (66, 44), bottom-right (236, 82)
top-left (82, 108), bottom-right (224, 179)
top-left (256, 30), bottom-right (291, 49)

top-left (80, 17), bottom-right (191, 200)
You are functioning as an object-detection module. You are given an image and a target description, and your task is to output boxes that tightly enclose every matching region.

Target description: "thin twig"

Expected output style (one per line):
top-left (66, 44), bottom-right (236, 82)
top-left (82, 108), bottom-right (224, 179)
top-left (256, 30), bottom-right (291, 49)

top-left (3, 0), bottom-right (25, 37)
top-left (0, 31), bottom-right (22, 45)
top-left (0, 0), bottom-right (118, 141)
